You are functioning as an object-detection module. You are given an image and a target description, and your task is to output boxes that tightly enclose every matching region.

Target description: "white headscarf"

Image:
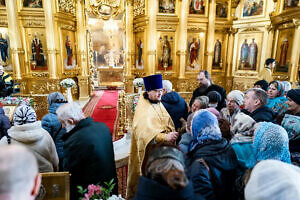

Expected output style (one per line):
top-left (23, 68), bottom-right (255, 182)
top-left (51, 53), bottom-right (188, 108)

top-left (245, 159), bottom-right (300, 200)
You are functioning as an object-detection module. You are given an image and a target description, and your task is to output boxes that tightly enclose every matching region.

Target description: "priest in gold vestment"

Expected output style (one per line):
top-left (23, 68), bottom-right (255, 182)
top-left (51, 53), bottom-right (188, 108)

top-left (126, 74), bottom-right (179, 199)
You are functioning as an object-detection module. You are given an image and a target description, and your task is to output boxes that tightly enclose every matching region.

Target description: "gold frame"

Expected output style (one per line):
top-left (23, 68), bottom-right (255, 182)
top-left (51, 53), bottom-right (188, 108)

top-left (157, 32), bottom-right (175, 72)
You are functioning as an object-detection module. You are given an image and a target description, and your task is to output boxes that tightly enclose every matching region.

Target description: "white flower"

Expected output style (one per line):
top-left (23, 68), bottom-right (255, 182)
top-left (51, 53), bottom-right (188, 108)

top-left (133, 78), bottom-right (144, 88)
top-left (60, 78), bottom-right (76, 88)
top-left (107, 194), bottom-right (125, 200)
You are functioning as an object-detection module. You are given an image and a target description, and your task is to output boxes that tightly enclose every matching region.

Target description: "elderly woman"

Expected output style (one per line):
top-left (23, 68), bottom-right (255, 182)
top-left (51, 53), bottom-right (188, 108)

top-left (0, 104), bottom-right (59, 172)
top-left (185, 110), bottom-right (239, 200)
top-left (190, 96), bottom-right (209, 113)
top-left (266, 80), bottom-right (288, 115)
top-left (220, 90), bottom-right (244, 124)
top-left (42, 92), bottom-right (67, 170)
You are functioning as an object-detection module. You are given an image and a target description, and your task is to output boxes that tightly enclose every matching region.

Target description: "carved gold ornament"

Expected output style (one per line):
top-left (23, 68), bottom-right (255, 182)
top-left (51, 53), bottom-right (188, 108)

top-left (87, 0), bottom-right (124, 20)
top-left (58, 0), bottom-right (76, 16)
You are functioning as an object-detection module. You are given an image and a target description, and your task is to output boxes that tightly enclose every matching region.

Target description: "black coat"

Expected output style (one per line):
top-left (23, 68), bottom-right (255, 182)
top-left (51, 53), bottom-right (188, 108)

top-left (0, 107), bottom-right (10, 139)
top-left (185, 139), bottom-right (239, 200)
top-left (189, 84), bottom-right (226, 111)
top-left (134, 176), bottom-right (204, 200)
top-left (249, 105), bottom-right (276, 123)
top-left (161, 91), bottom-right (188, 130)
top-left (62, 117), bottom-right (118, 199)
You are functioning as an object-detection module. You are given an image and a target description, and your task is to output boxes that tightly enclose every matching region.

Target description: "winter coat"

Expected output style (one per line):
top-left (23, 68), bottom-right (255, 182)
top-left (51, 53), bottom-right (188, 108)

top-left (179, 132), bottom-right (193, 154)
top-left (185, 139), bottom-right (240, 200)
top-left (0, 107), bottom-right (11, 138)
top-left (190, 84), bottom-right (226, 111)
top-left (161, 91), bottom-right (188, 130)
top-left (249, 105), bottom-right (276, 123)
top-left (0, 121), bottom-right (59, 172)
top-left (42, 102), bottom-right (66, 159)
top-left (134, 176), bottom-right (204, 200)
top-left (61, 117), bottom-right (118, 200)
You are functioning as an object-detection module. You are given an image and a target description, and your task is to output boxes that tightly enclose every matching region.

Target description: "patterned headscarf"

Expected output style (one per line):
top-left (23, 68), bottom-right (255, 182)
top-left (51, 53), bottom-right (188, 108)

top-left (232, 112), bottom-right (256, 137)
top-left (281, 114), bottom-right (300, 140)
top-left (13, 105), bottom-right (37, 125)
top-left (47, 92), bottom-right (66, 105)
top-left (190, 110), bottom-right (222, 151)
top-left (253, 122), bottom-right (291, 164)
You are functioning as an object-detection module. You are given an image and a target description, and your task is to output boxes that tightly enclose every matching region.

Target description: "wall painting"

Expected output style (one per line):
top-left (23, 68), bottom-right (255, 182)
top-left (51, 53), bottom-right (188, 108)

top-left (283, 0), bottom-right (299, 9)
top-left (23, 0), bottom-right (43, 8)
top-left (242, 0), bottom-right (264, 17)
top-left (136, 36), bottom-right (144, 70)
top-left (216, 2), bottom-right (227, 18)
top-left (189, 0), bottom-right (205, 15)
top-left (157, 34), bottom-right (174, 71)
top-left (0, 28), bottom-right (11, 71)
top-left (159, 0), bottom-right (175, 13)
top-left (27, 30), bottom-right (47, 71)
top-left (61, 29), bottom-right (76, 70)
top-left (0, 0), bottom-right (5, 6)
top-left (186, 33), bottom-right (205, 71)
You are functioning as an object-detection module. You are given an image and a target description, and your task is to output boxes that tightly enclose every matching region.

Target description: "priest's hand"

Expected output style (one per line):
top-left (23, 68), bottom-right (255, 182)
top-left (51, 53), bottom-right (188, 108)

top-left (166, 132), bottom-right (179, 143)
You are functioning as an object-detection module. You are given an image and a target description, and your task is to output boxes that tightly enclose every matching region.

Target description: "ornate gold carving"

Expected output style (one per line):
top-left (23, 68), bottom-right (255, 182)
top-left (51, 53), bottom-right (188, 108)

top-left (118, 90), bottom-right (126, 135)
top-left (147, 50), bottom-right (156, 55)
top-left (24, 21), bottom-right (45, 27)
top-left (58, 0), bottom-right (76, 16)
top-left (241, 27), bottom-right (262, 32)
top-left (157, 24), bottom-right (176, 31)
top-left (231, 0), bottom-right (240, 8)
top-left (61, 24), bottom-right (76, 31)
top-left (31, 72), bottom-right (49, 77)
top-left (0, 21), bottom-right (8, 26)
top-left (10, 48), bottom-right (25, 54)
top-left (176, 50), bottom-right (187, 56)
top-left (87, 0), bottom-right (124, 19)
top-left (187, 27), bottom-right (205, 32)
top-left (46, 49), bottom-right (60, 54)
top-left (133, 0), bottom-right (145, 17)
top-left (293, 19), bottom-right (300, 27)
top-left (63, 71), bottom-right (78, 76)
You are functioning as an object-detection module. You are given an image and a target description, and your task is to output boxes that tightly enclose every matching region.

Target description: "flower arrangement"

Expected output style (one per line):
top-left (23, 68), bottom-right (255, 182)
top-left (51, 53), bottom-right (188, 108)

top-left (0, 97), bottom-right (33, 106)
top-left (133, 78), bottom-right (144, 88)
top-left (78, 179), bottom-right (124, 200)
top-left (60, 78), bottom-right (76, 88)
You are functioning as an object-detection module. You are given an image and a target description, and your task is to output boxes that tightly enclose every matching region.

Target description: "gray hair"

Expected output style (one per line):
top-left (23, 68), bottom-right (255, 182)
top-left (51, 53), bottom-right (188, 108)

top-left (246, 88), bottom-right (268, 106)
top-left (56, 102), bottom-right (85, 123)
top-left (194, 96), bottom-right (209, 109)
top-left (163, 80), bottom-right (173, 93)
top-left (0, 145), bottom-right (38, 197)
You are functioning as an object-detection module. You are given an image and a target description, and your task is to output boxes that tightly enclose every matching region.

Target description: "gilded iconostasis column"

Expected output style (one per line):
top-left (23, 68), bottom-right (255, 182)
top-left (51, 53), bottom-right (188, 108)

top-left (77, 0), bottom-right (89, 100)
top-left (44, 0), bottom-right (57, 79)
top-left (226, 28), bottom-right (237, 77)
top-left (178, 0), bottom-right (189, 79)
top-left (147, 0), bottom-right (157, 75)
top-left (206, 0), bottom-right (216, 73)
top-left (125, 0), bottom-right (134, 93)
top-left (289, 20), bottom-right (300, 83)
top-left (6, 0), bottom-right (22, 79)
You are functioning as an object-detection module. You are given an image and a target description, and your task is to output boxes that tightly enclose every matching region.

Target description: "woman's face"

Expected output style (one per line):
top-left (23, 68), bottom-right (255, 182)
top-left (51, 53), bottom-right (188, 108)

top-left (267, 83), bottom-right (279, 99)
top-left (191, 100), bottom-right (201, 112)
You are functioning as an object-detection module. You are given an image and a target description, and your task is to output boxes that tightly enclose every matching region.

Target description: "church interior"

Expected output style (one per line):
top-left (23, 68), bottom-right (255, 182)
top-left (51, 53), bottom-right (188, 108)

top-left (0, 0), bottom-right (299, 198)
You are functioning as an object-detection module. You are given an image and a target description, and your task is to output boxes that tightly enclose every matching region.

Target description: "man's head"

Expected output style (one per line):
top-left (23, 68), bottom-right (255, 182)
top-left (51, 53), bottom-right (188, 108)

top-left (254, 80), bottom-right (269, 91)
top-left (0, 145), bottom-right (40, 199)
top-left (197, 70), bottom-right (212, 89)
top-left (243, 88), bottom-right (268, 113)
top-left (286, 89), bottom-right (300, 115)
top-left (56, 102), bottom-right (85, 132)
top-left (162, 80), bottom-right (172, 95)
top-left (0, 65), bottom-right (4, 76)
top-left (143, 74), bottom-right (163, 102)
top-left (265, 58), bottom-right (276, 69)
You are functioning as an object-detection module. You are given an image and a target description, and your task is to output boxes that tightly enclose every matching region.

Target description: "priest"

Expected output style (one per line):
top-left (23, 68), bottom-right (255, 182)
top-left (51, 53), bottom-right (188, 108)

top-left (126, 74), bottom-right (178, 199)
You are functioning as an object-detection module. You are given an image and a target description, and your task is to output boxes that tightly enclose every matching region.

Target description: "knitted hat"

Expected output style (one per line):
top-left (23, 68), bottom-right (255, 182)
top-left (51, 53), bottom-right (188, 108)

top-left (207, 91), bottom-right (221, 103)
top-left (254, 80), bottom-right (269, 91)
top-left (143, 74), bottom-right (163, 91)
top-left (47, 92), bottom-right (66, 105)
top-left (265, 58), bottom-right (275, 66)
top-left (287, 89), bottom-right (300, 105)
top-left (13, 105), bottom-right (37, 125)
top-left (227, 90), bottom-right (244, 106)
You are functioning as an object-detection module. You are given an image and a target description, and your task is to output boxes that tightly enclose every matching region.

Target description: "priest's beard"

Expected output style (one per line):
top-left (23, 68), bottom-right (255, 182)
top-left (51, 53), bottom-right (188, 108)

top-left (198, 83), bottom-right (209, 94)
top-left (65, 121), bottom-right (76, 132)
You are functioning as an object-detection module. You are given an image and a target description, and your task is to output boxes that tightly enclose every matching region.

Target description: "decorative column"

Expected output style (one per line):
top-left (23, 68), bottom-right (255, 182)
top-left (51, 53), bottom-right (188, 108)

top-left (265, 25), bottom-right (274, 60)
top-left (226, 28), bottom-right (237, 77)
top-left (44, 0), bottom-right (57, 79)
top-left (289, 20), bottom-right (300, 83)
top-left (6, 0), bottom-right (22, 79)
top-left (146, 0), bottom-right (157, 75)
top-left (76, 0), bottom-right (89, 100)
top-left (177, 0), bottom-right (189, 79)
top-left (206, 0), bottom-right (216, 74)
top-left (125, 0), bottom-right (134, 93)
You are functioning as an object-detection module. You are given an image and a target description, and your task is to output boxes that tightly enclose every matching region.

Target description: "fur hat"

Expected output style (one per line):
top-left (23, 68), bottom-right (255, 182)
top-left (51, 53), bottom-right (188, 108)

top-left (227, 90), bottom-right (244, 106)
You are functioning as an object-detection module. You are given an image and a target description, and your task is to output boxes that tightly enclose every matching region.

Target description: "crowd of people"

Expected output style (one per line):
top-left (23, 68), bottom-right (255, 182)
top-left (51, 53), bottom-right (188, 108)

top-left (0, 59), bottom-right (299, 199)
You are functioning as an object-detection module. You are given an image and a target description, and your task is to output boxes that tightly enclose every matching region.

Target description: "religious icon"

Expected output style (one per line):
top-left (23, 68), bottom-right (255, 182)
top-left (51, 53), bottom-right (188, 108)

top-left (0, 0), bottom-right (5, 6)
top-left (31, 33), bottom-right (46, 69)
top-left (188, 38), bottom-right (200, 69)
top-left (158, 35), bottom-right (172, 70)
top-left (64, 35), bottom-right (75, 70)
top-left (213, 39), bottom-right (222, 67)
top-left (279, 38), bottom-right (289, 67)
top-left (284, 0), bottom-right (299, 9)
top-left (0, 33), bottom-right (9, 65)
top-left (159, 0), bottom-right (175, 13)
top-left (136, 39), bottom-right (143, 70)
top-left (249, 38), bottom-right (258, 70)
top-left (23, 0), bottom-right (42, 8)
top-left (242, 0), bottom-right (264, 17)
top-left (189, 0), bottom-right (205, 14)
top-left (216, 3), bottom-right (227, 18)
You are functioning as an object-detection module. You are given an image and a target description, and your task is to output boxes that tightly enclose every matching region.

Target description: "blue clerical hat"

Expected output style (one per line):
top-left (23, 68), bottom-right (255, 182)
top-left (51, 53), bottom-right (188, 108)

top-left (143, 74), bottom-right (163, 91)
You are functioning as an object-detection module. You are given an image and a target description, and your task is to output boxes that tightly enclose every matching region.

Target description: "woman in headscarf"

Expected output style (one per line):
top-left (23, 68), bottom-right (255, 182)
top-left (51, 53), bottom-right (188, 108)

top-left (231, 112), bottom-right (256, 169)
top-left (185, 110), bottom-right (239, 200)
top-left (266, 80), bottom-right (288, 115)
top-left (0, 104), bottom-right (59, 172)
top-left (42, 92), bottom-right (67, 170)
top-left (245, 160), bottom-right (300, 200)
